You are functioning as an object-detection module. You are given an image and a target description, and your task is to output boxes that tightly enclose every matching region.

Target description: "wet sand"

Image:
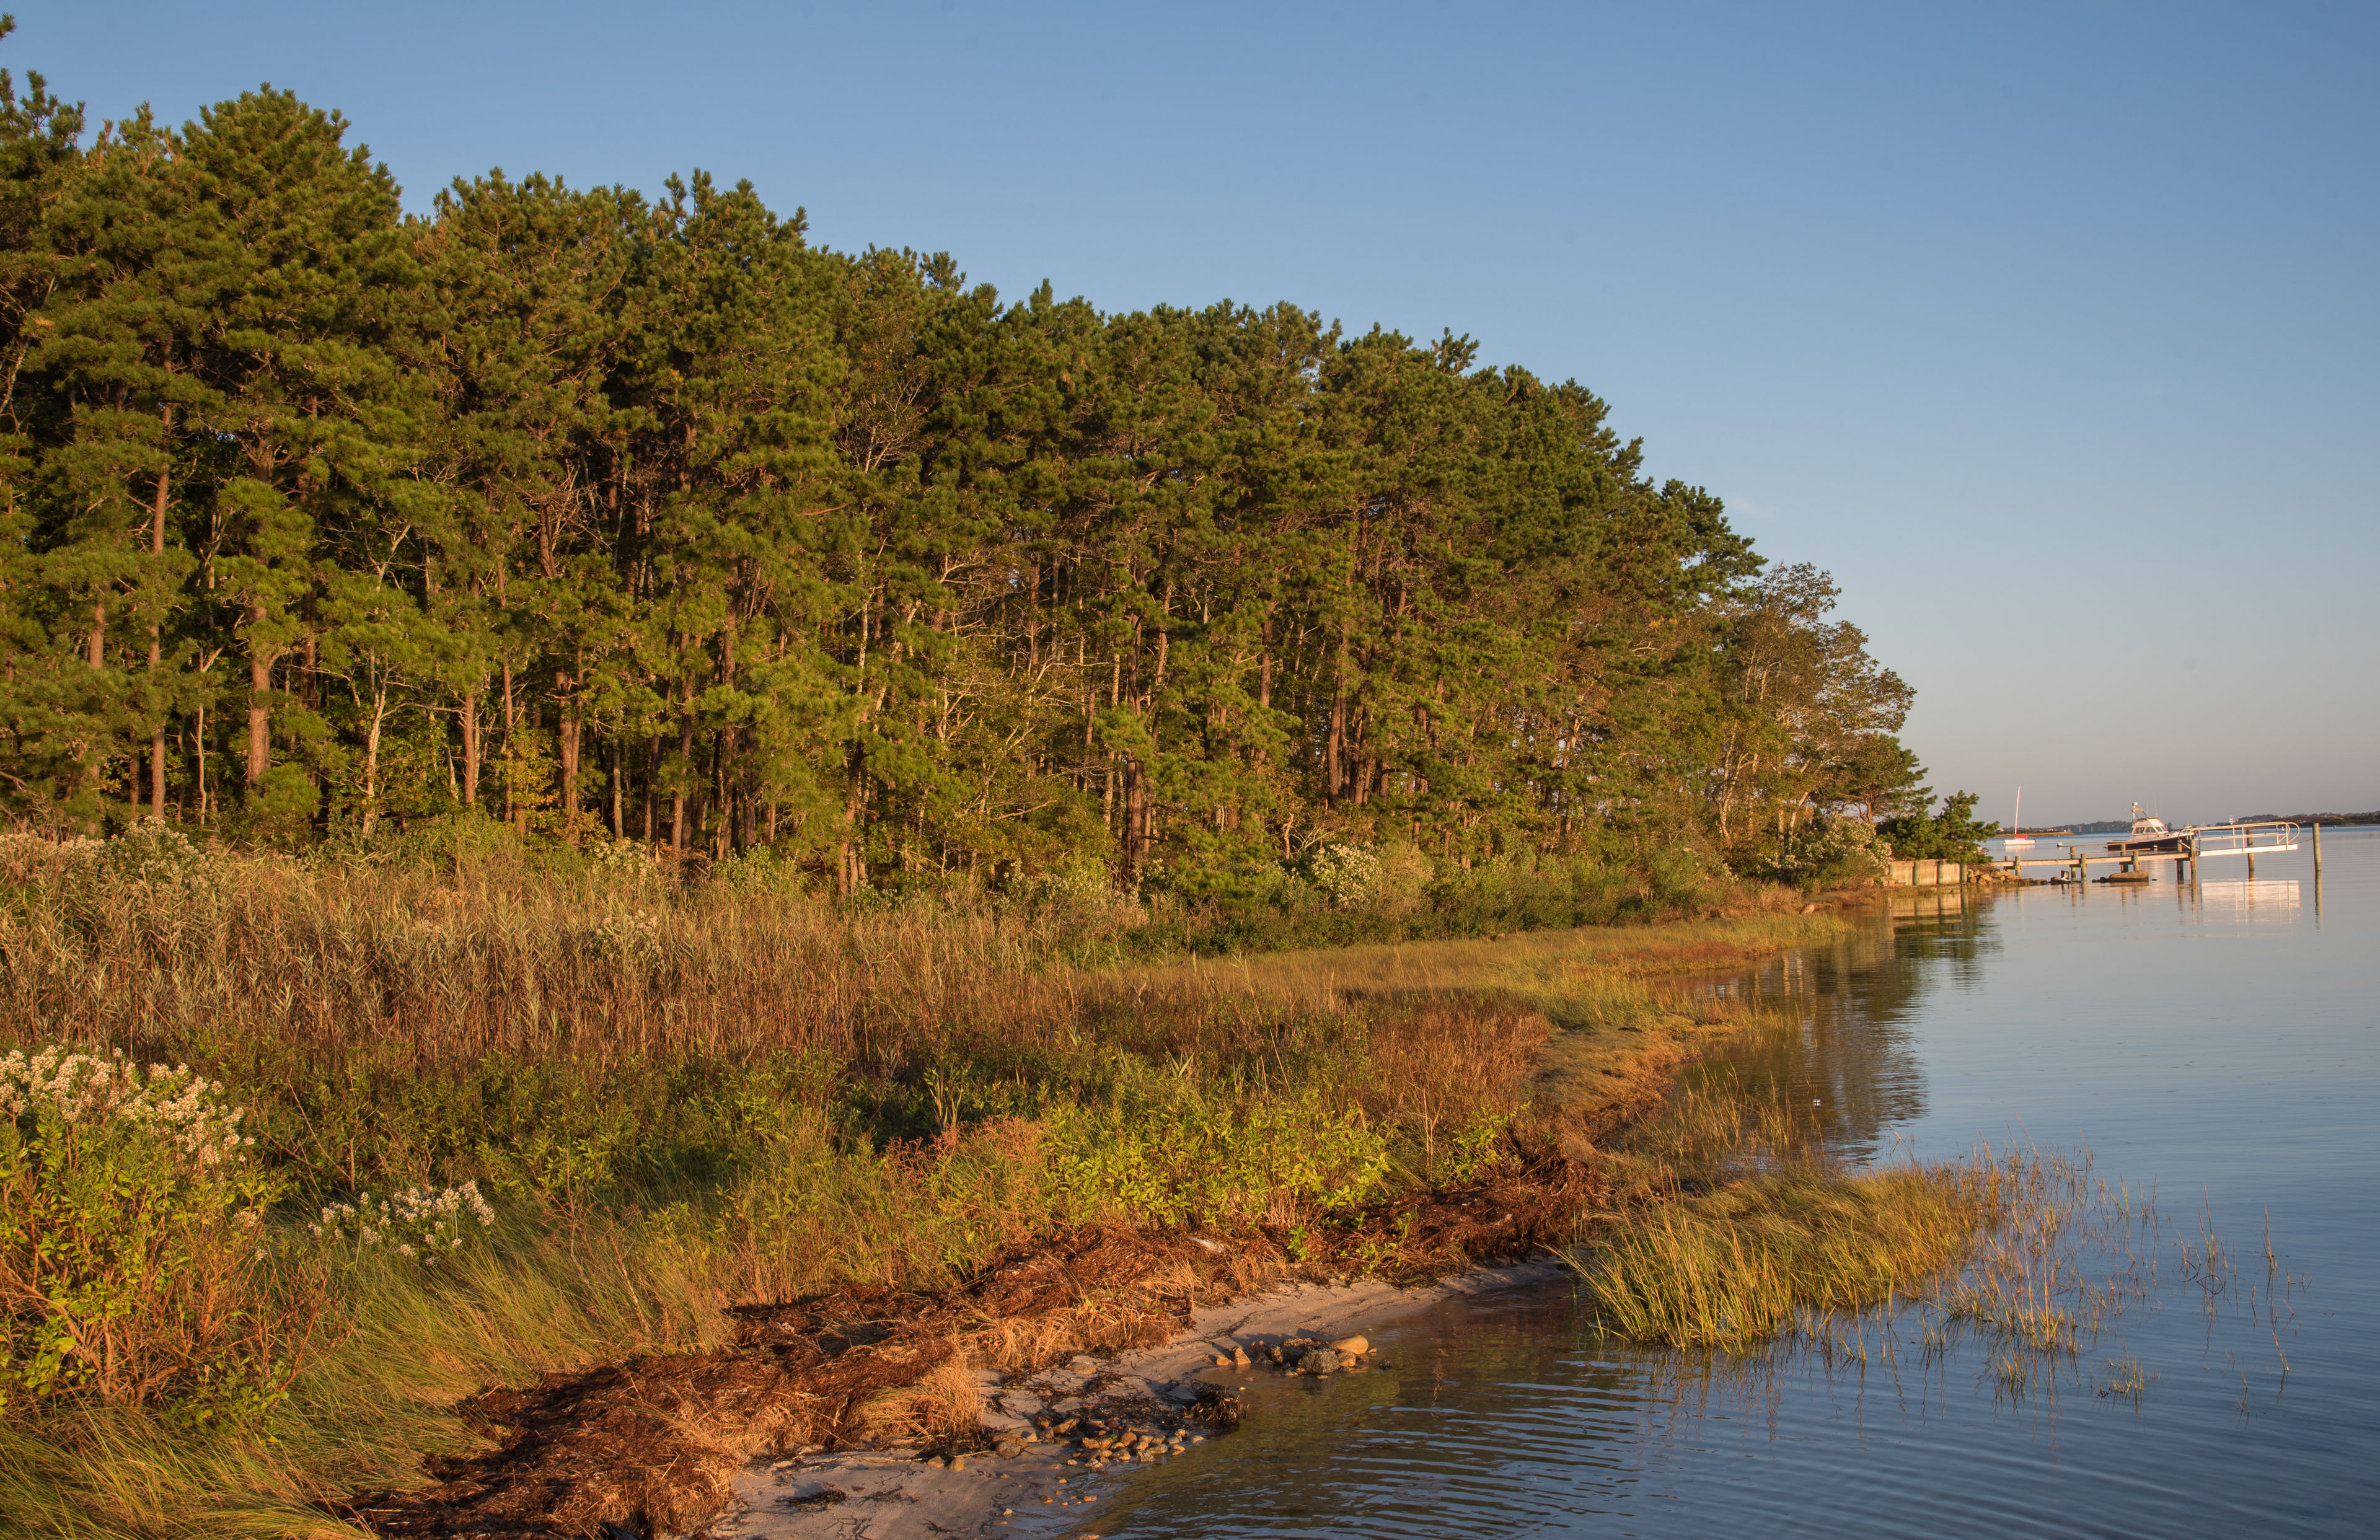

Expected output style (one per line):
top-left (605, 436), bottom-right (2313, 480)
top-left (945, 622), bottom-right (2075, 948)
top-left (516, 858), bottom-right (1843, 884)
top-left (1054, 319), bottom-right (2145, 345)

top-left (689, 1261), bottom-right (1568, 1539)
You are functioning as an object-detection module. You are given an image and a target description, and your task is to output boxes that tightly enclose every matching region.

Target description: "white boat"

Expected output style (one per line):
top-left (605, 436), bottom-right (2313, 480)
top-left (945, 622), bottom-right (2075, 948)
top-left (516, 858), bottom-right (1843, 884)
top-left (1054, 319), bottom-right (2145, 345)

top-left (2107, 803), bottom-right (2190, 855)
top-left (2004, 787), bottom-right (2034, 848)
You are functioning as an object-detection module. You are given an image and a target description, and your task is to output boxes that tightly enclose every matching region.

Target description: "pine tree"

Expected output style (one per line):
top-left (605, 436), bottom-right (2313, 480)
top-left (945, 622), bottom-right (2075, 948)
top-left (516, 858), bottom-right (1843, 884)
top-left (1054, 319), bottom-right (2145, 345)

top-left (0, 47), bottom-right (1934, 899)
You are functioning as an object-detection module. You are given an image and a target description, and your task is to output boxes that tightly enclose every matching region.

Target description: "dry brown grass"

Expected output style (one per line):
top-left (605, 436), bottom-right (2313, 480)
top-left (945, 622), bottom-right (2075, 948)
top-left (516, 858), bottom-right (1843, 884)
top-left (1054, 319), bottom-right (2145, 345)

top-left (1121, 909), bottom-right (1844, 1026)
top-left (853, 1356), bottom-right (983, 1445)
top-left (0, 833), bottom-right (1846, 1540)
top-left (0, 837), bottom-right (1073, 1069)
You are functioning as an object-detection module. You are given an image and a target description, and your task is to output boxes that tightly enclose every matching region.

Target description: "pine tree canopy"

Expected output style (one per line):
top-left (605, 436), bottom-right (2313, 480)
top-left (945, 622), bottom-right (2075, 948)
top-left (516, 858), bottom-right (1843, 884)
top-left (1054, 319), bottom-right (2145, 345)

top-left (0, 39), bottom-right (1928, 892)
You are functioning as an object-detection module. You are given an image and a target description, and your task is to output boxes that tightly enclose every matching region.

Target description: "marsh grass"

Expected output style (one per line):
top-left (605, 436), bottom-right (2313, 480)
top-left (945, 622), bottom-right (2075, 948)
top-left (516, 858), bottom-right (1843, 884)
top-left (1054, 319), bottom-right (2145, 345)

top-left (1584, 1164), bottom-right (2002, 1350)
top-left (1579, 1065), bottom-right (2303, 1431)
top-left (1572, 1078), bottom-right (2027, 1352)
top-left (0, 834), bottom-right (1834, 1539)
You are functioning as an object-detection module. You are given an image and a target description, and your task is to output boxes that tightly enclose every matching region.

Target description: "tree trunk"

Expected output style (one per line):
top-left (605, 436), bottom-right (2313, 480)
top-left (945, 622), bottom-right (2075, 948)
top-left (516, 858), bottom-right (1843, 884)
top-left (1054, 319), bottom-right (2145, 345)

top-left (500, 660), bottom-right (518, 828)
top-left (245, 608), bottom-right (272, 787)
top-left (710, 732), bottom-right (729, 860)
top-left (671, 705), bottom-right (692, 853)
top-left (460, 689), bottom-right (480, 807)
top-left (557, 669), bottom-right (581, 842)
top-left (361, 693), bottom-right (385, 835)
top-left (609, 737), bottom-right (624, 838)
top-left (148, 405), bottom-right (173, 818)
top-left (1121, 755), bottom-right (1148, 879)
top-left (1326, 693), bottom-right (1346, 803)
top-left (643, 736), bottom-right (659, 842)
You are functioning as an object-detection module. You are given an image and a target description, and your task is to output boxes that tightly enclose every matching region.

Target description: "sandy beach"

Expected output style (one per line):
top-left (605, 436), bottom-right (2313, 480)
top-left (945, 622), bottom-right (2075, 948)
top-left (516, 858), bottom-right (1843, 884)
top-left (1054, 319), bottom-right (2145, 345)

top-left (689, 1261), bottom-right (1570, 1540)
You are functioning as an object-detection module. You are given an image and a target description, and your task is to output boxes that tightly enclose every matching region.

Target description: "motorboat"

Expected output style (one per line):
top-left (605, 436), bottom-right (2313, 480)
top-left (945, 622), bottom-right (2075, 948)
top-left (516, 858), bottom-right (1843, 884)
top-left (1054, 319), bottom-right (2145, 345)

top-left (2106, 804), bottom-right (2191, 855)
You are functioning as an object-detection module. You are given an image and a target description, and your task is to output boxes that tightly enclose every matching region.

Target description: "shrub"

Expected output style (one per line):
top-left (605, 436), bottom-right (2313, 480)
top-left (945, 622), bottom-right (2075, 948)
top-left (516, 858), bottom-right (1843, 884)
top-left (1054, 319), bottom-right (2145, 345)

top-left (312, 1182), bottom-right (496, 1265)
top-left (1044, 1080), bottom-right (1396, 1227)
top-left (1002, 854), bottom-right (1147, 937)
top-left (1879, 790), bottom-right (1999, 861)
top-left (0, 1045), bottom-right (288, 1422)
top-left (1303, 842), bottom-right (1432, 917)
top-left (1772, 817), bottom-right (1890, 888)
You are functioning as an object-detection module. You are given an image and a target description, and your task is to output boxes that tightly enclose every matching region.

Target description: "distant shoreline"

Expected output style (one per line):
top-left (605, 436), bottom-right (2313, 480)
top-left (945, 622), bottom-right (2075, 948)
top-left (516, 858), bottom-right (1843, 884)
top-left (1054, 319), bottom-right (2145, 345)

top-left (2025, 813), bottom-right (2378, 835)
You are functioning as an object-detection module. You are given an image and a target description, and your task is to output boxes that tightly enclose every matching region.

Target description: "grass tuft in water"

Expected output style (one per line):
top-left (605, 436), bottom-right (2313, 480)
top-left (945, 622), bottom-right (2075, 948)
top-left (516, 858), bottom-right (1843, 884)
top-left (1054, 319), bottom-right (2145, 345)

top-left (1571, 1076), bottom-right (2083, 1356)
top-left (1578, 1161), bottom-right (2006, 1351)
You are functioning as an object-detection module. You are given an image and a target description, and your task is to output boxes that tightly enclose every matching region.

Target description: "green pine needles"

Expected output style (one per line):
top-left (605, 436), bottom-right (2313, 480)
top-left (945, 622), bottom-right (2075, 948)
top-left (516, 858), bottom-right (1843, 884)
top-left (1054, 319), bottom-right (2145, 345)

top-left (0, 27), bottom-right (1929, 891)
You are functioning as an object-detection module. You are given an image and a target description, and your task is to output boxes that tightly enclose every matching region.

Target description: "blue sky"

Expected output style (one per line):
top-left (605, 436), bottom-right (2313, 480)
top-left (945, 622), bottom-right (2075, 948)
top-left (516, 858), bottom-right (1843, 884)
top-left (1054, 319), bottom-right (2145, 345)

top-left (17, 1), bottom-right (2375, 824)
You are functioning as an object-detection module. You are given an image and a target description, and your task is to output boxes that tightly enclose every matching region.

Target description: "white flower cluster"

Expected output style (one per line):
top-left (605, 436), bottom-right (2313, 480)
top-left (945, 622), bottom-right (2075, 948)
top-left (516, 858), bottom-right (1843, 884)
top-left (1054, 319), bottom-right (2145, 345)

top-left (589, 910), bottom-right (664, 970)
top-left (586, 836), bottom-right (658, 873)
top-left (0, 1044), bottom-right (255, 1168)
top-left (1306, 843), bottom-right (1383, 907)
top-left (100, 824), bottom-right (216, 884)
top-left (1776, 817), bottom-right (1890, 881)
top-left (312, 1181), bottom-right (496, 1263)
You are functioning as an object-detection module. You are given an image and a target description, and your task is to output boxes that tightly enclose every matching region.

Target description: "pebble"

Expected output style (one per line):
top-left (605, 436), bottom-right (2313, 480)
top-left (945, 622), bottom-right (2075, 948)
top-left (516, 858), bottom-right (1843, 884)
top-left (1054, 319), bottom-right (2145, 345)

top-left (1330, 1335), bottom-right (1370, 1356)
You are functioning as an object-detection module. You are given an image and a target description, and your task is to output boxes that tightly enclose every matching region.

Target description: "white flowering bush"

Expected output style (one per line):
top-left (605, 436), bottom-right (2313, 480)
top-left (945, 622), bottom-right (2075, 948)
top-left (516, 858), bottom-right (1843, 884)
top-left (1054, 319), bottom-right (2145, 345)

top-left (0, 1044), bottom-right (284, 1419)
top-left (585, 834), bottom-right (666, 887)
top-left (1773, 817), bottom-right (1890, 887)
top-left (99, 823), bottom-right (218, 886)
top-left (1305, 843), bottom-right (1380, 907)
top-left (1303, 842), bottom-right (1432, 915)
top-left (0, 1045), bottom-right (255, 1168)
top-left (0, 829), bottom-right (103, 884)
top-left (314, 1181), bottom-right (496, 1264)
top-left (1003, 856), bottom-right (1147, 935)
top-left (0, 825), bottom-right (221, 897)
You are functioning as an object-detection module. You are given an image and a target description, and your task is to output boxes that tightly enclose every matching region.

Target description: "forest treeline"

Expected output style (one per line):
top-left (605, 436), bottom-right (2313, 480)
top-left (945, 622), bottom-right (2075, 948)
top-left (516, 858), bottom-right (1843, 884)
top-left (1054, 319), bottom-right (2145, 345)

top-left (0, 42), bottom-right (1930, 899)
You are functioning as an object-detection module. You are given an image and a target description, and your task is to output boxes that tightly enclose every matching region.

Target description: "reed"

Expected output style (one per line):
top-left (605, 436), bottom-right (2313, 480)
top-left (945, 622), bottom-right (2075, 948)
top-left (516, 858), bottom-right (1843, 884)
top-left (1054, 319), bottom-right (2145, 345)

top-left (1572, 1077), bottom-right (2069, 1353)
top-left (1579, 1163), bottom-right (2005, 1350)
top-left (0, 830), bottom-right (1838, 1538)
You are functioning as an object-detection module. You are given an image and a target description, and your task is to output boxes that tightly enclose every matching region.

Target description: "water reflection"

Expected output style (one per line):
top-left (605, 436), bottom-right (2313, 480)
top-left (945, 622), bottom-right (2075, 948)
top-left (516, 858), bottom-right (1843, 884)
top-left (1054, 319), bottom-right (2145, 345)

top-left (2197, 878), bottom-right (2301, 914)
top-left (1667, 894), bottom-right (1999, 1160)
top-left (1077, 835), bottom-right (2380, 1539)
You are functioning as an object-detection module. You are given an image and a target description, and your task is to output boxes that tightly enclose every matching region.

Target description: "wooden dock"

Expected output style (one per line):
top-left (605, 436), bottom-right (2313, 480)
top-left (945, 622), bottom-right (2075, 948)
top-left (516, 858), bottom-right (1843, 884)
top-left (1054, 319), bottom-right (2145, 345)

top-left (2002, 821), bottom-right (2301, 882)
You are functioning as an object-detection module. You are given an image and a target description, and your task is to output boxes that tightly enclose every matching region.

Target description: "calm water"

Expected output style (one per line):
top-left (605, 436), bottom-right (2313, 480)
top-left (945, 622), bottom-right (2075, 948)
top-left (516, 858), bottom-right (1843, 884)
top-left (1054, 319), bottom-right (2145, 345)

top-left (1059, 827), bottom-right (2380, 1538)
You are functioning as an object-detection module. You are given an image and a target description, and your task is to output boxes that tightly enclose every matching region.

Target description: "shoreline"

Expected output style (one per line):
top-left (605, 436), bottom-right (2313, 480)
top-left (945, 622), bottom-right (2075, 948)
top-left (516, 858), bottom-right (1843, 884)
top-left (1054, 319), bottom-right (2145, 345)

top-left (664, 899), bottom-right (1871, 1540)
top-left (697, 1261), bottom-right (1571, 1540)
top-left (351, 903), bottom-right (1855, 1540)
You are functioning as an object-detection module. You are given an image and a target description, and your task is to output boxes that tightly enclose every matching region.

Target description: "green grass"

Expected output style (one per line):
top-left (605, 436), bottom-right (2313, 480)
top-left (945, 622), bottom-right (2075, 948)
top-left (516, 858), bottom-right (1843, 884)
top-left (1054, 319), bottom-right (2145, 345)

top-left (1578, 1164), bottom-right (2002, 1350)
top-left (1572, 1077), bottom-right (2090, 1359)
top-left (0, 830), bottom-right (1840, 1539)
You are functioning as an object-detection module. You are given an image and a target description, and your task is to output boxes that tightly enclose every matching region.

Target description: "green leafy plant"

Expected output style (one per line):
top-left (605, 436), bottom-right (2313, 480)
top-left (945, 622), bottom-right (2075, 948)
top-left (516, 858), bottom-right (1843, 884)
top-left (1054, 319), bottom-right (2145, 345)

top-left (0, 1045), bottom-right (287, 1420)
top-left (1879, 790), bottom-right (2001, 861)
top-left (311, 1182), bottom-right (496, 1265)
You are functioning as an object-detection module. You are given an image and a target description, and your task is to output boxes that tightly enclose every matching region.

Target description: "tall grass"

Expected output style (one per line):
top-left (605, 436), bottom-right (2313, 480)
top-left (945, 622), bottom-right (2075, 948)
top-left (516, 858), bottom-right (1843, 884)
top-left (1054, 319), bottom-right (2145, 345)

top-left (0, 826), bottom-right (1827, 1539)
top-left (1575, 1074), bottom-right (2096, 1375)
